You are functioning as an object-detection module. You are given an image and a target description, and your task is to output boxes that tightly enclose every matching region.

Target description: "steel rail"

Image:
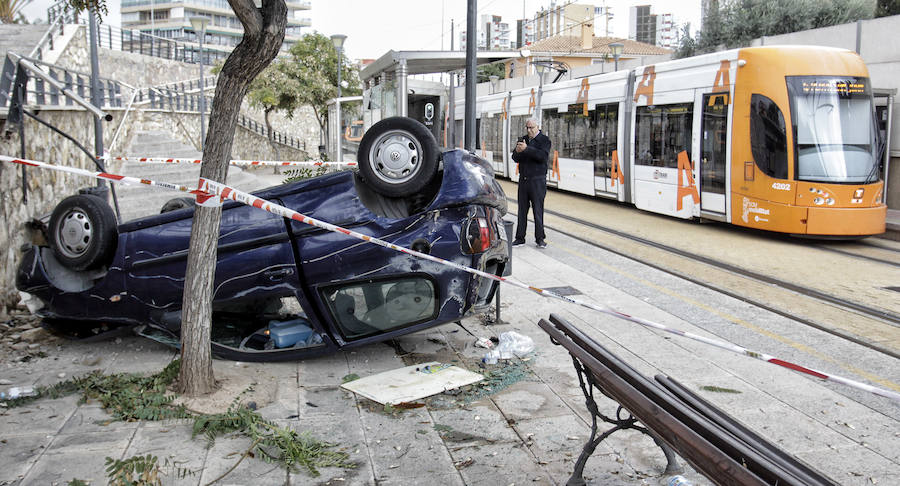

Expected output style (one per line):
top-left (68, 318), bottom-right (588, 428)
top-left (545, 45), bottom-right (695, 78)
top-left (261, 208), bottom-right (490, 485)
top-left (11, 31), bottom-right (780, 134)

top-left (532, 202), bottom-right (900, 328)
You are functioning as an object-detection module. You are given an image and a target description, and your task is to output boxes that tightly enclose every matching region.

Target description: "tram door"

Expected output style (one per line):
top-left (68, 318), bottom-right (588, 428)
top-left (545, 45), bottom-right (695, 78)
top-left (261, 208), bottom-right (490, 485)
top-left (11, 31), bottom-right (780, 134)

top-left (698, 93), bottom-right (728, 215)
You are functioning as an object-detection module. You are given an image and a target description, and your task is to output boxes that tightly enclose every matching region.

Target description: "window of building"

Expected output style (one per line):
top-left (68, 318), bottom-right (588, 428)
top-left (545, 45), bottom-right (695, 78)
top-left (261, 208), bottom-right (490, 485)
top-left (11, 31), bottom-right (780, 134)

top-left (635, 103), bottom-right (693, 168)
top-left (749, 94), bottom-right (788, 179)
top-left (139, 9), bottom-right (169, 21)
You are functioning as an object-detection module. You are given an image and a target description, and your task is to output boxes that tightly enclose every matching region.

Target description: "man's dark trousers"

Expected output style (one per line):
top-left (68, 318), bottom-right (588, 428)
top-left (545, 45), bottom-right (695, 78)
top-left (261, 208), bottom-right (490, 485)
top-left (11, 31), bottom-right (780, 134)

top-left (516, 175), bottom-right (546, 243)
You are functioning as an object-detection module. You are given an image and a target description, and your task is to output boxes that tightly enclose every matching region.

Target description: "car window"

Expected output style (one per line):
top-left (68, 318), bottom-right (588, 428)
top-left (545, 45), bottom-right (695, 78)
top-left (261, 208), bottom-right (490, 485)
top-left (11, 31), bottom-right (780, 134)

top-left (325, 276), bottom-right (437, 339)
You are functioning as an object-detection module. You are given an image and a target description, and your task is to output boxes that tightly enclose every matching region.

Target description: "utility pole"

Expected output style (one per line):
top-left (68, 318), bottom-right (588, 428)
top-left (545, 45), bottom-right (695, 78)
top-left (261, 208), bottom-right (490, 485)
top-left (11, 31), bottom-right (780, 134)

top-left (449, 19), bottom-right (455, 148)
top-left (464, 0), bottom-right (476, 151)
top-left (88, 10), bottom-right (104, 163)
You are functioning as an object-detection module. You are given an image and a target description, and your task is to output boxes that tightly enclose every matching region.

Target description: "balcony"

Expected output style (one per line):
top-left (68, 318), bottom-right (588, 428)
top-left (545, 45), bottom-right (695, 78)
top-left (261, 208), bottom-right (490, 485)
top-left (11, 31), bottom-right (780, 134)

top-left (288, 17), bottom-right (312, 27)
top-left (286, 0), bottom-right (311, 10)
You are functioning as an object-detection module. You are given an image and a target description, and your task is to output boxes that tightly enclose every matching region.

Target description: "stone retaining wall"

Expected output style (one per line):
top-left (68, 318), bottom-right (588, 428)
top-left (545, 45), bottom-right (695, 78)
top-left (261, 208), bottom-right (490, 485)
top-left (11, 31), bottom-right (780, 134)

top-left (0, 108), bottom-right (137, 318)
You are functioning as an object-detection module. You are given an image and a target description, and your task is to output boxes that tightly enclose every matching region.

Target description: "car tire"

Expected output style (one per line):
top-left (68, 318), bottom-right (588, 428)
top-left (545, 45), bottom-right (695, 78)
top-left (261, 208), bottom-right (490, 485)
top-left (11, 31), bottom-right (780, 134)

top-left (358, 117), bottom-right (439, 197)
top-left (160, 196), bottom-right (195, 213)
top-left (48, 194), bottom-right (118, 271)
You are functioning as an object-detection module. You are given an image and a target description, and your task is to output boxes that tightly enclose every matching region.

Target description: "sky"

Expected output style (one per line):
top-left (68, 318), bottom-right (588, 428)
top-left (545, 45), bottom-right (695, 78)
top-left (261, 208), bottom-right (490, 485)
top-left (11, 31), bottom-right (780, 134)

top-left (20, 0), bottom-right (702, 61)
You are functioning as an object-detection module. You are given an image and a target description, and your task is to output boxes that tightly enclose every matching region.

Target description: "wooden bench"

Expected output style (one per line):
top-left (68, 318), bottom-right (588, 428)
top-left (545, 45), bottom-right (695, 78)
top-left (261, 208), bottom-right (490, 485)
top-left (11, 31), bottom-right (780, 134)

top-left (538, 313), bottom-right (838, 486)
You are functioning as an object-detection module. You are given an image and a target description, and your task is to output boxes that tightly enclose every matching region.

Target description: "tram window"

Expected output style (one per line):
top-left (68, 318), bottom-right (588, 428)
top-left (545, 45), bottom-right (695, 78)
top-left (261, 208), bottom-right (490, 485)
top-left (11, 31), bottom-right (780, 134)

top-left (543, 107), bottom-right (595, 161)
top-left (593, 104), bottom-right (618, 177)
top-left (510, 115), bottom-right (529, 149)
top-left (447, 120), bottom-right (466, 148)
top-left (541, 108), bottom-right (563, 157)
top-left (750, 94), bottom-right (788, 179)
top-left (535, 104), bottom-right (618, 175)
top-left (635, 103), bottom-right (693, 168)
top-left (482, 115), bottom-right (503, 164)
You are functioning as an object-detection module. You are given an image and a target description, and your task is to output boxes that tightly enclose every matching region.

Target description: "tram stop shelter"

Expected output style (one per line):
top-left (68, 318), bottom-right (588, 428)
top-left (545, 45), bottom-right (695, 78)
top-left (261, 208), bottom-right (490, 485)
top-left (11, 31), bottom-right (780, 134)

top-left (357, 50), bottom-right (521, 145)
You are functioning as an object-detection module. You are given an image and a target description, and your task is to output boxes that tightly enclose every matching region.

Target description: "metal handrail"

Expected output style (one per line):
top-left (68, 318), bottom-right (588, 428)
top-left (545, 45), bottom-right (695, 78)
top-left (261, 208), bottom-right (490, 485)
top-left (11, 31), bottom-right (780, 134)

top-left (11, 54), bottom-right (112, 121)
top-left (107, 87), bottom-right (141, 154)
top-left (28, 15), bottom-right (66, 61)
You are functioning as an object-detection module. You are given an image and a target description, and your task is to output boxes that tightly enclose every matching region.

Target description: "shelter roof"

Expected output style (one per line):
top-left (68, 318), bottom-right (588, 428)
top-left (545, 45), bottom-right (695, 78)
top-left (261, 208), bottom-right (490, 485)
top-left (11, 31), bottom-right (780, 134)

top-left (360, 50), bottom-right (523, 82)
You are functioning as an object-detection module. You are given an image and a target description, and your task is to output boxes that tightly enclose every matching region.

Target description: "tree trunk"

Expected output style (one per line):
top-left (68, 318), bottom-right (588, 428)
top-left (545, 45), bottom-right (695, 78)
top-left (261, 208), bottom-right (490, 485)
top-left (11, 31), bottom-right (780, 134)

top-left (264, 106), bottom-right (281, 162)
top-left (177, 0), bottom-right (287, 396)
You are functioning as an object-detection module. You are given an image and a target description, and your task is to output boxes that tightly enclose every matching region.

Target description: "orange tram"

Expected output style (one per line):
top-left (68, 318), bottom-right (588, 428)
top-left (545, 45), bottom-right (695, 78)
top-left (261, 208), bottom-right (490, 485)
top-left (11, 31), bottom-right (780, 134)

top-left (460, 46), bottom-right (887, 238)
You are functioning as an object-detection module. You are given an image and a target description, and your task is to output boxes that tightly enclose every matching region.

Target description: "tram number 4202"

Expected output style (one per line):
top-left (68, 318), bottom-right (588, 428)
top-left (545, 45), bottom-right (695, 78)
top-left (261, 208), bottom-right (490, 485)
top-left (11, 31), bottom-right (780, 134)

top-left (771, 182), bottom-right (791, 191)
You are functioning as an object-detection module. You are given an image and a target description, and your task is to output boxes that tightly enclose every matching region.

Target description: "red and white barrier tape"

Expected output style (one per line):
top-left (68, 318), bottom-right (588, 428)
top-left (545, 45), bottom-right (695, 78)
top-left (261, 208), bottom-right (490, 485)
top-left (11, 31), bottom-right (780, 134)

top-left (3, 155), bottom-right (210, 199)
top-left (4, 153), bottom-right (899, 403)
top-left (100, 155), bottom-right (357, 168)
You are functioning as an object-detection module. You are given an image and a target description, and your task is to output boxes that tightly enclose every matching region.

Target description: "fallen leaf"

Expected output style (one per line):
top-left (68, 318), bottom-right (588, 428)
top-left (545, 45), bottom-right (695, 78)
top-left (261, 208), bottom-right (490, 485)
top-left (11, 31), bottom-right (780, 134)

top-left (394, 402), bottom-right (425, 409)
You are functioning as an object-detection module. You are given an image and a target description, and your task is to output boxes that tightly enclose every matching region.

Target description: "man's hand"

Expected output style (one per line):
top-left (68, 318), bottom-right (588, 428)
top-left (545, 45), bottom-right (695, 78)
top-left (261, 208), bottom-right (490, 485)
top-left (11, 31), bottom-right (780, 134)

top-left (515, 140), bottom-right (527, 153)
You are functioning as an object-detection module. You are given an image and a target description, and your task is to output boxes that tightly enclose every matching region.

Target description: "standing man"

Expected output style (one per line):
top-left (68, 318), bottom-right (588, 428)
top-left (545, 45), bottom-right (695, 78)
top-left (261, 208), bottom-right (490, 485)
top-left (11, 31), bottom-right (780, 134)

top-left (511, 118), bottom-right (551, 248)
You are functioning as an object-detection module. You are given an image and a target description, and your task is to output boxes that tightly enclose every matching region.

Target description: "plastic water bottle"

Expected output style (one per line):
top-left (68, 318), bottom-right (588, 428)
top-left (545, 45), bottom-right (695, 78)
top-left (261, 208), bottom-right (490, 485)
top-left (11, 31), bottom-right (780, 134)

top-left (665, 475), bottom-right (693, 486)
top-left (0, 386), bottom-right (36, 400)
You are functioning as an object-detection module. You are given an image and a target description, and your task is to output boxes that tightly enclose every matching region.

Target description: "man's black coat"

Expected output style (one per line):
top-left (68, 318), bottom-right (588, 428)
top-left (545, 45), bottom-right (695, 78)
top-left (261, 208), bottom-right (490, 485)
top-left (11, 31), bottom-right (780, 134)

top-left (511, 131), bottom-right (551, 177)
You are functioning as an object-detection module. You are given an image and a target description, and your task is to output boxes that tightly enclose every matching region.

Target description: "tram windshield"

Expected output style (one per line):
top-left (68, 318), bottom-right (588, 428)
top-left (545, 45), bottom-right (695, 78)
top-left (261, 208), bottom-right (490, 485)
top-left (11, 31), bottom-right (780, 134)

top-left (787, 76), bottom-right (877, 183)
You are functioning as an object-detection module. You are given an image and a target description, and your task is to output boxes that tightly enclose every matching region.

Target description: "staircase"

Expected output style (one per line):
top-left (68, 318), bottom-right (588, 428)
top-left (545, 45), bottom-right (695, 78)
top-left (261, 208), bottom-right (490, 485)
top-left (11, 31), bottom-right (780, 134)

top-left (0, 25), bottom-right (48, 57)
top-left (114, 130), bottom-right (273, 221)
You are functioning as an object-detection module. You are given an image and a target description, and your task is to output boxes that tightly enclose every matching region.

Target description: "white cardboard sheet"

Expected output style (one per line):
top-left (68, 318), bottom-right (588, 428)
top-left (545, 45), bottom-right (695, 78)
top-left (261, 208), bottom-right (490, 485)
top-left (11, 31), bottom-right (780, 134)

top-left (340, 362), bottom-right (484, 405)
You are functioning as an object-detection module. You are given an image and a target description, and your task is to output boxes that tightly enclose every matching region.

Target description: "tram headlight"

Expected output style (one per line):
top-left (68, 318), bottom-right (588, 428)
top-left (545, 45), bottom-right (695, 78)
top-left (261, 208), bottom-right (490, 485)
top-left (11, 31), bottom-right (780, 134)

top-left (814, 197), bottom-right (824, 205)
top-left (826, 198), bottom-right (835, 205)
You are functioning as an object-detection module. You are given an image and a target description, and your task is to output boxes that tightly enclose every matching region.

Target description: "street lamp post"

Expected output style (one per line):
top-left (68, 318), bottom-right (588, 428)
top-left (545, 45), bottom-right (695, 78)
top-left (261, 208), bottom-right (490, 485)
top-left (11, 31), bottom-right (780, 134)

top-left (489, 74), bottom-right (499, 94)
top-left (533, 61), bottom-right (547, 125)
top-left (190, 16), bottom-right (209, 152)
top-left (331, 34), bottom-right (347, 162)
top-left (609, 42), bottom-right (624, 72)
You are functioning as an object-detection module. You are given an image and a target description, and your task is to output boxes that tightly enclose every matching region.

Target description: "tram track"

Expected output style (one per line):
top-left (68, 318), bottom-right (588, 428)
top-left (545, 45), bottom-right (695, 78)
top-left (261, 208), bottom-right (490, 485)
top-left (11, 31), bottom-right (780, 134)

top-left (541, 206), bottom-right (900, 327)
top-left (504, 193), bottom-right (900, 360)
top-left (811, 241), bottom-right (900, 268)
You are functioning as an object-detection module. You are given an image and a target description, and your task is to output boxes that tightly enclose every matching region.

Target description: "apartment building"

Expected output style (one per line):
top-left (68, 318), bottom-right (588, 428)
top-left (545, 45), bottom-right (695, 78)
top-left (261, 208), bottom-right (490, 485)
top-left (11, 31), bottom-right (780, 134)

top-left (459, 14), bottom-right (512, 51)
top-left (532, 2), bottom-right (595, 42)
top-left (628, 4), bottom-right (678, 48)
top-left (121, 0), bottom-right (312, 53)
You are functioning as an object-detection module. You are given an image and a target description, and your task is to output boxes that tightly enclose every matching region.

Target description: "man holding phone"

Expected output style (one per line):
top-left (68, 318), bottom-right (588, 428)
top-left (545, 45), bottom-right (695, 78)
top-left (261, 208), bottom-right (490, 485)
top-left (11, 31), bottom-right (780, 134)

top-left (511, 118), bottom-right (551, 248)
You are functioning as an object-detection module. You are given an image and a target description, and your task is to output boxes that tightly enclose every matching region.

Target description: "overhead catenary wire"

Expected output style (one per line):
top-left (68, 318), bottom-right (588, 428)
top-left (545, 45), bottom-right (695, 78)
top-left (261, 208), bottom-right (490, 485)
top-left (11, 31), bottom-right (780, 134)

top-left (2, 154), bottom-right (899, 404)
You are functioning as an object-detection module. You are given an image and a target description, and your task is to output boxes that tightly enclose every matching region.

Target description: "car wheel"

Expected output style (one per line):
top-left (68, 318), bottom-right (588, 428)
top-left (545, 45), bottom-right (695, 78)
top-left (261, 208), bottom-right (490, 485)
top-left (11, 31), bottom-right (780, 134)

top-left (48, 194), bottom-right (117, 271)
top-left (358, 117), bottom-right (439, 197)
top-left (160, 196), bottom-right (195, 213)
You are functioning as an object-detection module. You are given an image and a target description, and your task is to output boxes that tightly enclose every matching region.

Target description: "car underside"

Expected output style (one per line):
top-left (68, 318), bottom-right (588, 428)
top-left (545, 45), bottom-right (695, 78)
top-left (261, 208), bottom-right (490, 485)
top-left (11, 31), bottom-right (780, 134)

top-left (16, 118), bottom-right (510, 361)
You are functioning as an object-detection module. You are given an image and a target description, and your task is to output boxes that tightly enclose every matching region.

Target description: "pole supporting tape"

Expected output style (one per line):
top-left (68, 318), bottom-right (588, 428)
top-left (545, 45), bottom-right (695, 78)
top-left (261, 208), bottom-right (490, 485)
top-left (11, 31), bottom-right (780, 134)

top-left (3, 153), bottom-right (899, 403)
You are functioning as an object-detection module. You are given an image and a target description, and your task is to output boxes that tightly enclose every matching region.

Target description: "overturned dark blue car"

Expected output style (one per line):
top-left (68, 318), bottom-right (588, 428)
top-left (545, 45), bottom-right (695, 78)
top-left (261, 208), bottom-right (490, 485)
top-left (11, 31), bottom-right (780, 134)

top-left (16, 118), bottom-right (509, 361)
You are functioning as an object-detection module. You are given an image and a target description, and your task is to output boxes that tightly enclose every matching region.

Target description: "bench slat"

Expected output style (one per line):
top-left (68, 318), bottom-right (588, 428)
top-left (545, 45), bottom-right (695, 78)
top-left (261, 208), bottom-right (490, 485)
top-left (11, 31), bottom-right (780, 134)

top-left (655, 375), bottom-right (838, 486)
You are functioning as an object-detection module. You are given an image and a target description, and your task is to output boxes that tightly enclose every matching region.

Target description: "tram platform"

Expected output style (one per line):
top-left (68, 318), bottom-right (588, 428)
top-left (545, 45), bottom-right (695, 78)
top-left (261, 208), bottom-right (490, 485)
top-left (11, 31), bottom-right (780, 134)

top-left (1, 202), bottom-right (898, 485)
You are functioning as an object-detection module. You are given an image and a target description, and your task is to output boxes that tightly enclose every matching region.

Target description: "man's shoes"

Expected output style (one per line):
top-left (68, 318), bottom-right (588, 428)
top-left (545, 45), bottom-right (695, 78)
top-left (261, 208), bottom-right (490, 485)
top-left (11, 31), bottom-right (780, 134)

top-left (536, 240), bottom-right (547, 249)
top-left (512, 239), bottom-right (526, 246)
